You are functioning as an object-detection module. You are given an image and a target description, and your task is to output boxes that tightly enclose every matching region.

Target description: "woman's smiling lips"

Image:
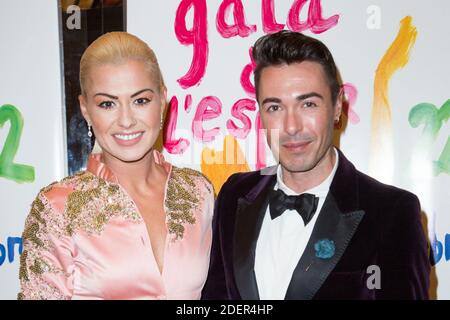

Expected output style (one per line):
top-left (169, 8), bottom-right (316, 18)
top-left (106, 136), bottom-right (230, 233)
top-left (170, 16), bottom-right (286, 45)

top-left (112, 131), bottom-right (144, 146)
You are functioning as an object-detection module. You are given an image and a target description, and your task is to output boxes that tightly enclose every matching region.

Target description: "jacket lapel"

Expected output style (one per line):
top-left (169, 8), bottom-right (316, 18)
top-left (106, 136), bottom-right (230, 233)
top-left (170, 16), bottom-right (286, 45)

top-left (232, 149), bottom-right (366, 300)
top-left (284, 193), bottom-right (364, 299)
top-left (285, 149), bottom-right (365, 300)
top-left (233, 169), bottom-right (276, 300)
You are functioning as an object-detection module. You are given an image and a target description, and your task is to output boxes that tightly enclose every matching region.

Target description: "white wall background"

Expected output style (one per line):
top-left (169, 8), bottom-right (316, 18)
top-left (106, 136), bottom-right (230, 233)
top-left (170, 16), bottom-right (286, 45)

top-left (0, 0), bottom-right (66, 299)
top-left (0, 0), bottom-right (448, 299)
top-left (127, 0), bottom-right (449, 299)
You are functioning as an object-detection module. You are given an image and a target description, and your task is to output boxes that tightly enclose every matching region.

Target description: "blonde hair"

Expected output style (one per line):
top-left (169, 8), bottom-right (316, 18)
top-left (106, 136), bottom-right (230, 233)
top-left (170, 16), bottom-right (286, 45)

top-left (79, 32), bottom-right (165, 95)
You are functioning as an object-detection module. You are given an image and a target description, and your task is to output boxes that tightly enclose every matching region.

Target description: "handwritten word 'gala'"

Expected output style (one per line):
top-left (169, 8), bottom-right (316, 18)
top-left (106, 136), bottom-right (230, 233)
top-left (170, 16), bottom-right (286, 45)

top-left (175, 0), bottom-right (340, 88)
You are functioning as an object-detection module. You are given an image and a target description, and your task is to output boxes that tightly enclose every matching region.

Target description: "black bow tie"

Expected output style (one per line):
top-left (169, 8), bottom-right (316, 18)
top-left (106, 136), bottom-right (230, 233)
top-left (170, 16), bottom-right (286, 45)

top-left (268, 189), bottom-right (319, 225)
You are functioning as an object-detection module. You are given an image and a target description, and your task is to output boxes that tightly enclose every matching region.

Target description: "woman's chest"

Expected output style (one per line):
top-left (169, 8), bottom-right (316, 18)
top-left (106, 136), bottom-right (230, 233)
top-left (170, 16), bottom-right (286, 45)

top-left (69, 216), bottom-right (210, 299)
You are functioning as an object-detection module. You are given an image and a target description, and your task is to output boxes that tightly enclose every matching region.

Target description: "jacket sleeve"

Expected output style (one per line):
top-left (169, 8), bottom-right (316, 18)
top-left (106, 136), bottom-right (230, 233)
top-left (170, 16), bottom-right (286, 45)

top-left (18, 190), bottom-right (74, 300)
top-left (377, 192), bottom-right (431, 299)
top-left (201, 174), bottom-right (237, 300)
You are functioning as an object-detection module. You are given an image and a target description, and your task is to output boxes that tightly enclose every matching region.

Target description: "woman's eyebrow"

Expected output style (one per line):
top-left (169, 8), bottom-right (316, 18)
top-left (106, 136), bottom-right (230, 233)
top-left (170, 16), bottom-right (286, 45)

top-left (131, 88), bottom-right (154, 98)
top-left (93, 89), bottom-right (155, 99)
top-left (94, 93), bottom-right (118, 99)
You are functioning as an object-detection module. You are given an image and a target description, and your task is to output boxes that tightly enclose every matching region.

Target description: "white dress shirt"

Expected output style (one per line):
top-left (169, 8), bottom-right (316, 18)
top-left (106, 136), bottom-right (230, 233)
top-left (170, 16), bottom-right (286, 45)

top-left (255, 148), bottom-right (339, 300)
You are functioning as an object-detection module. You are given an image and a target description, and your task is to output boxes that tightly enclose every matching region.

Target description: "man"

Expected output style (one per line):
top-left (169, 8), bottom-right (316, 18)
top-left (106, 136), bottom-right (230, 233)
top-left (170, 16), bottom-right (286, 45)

top-left (202, 31), bottom-right (430, 300)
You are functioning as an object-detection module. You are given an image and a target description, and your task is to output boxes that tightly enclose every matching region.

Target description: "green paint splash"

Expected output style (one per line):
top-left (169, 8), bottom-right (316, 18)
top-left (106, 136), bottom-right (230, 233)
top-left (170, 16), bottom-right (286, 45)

top-left (434, 137), bottom-right (450, 176)
top-left (409, 99), bottom-right (450, 140)
top-left (409, 99), bottom-right (450, 176)
top-left (0, 104), bottom-right (35, 183)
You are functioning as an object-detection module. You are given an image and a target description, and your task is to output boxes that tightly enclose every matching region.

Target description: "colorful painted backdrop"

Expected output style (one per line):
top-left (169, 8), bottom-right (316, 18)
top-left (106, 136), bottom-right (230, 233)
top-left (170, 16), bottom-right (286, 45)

top-left (0, 1), bottom-right (66, 299)
top-left (0, 0), bottom-right (448, 299)
top-left (127, 0), bottom-right (449, 299)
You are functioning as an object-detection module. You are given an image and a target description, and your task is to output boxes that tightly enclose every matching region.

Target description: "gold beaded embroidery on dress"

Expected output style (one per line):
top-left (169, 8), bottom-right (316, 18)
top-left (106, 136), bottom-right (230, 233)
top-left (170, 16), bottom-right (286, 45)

top-left (18, 164), bottom-right (213, 299)
top-left (165, 167), bottom-right (212, 240)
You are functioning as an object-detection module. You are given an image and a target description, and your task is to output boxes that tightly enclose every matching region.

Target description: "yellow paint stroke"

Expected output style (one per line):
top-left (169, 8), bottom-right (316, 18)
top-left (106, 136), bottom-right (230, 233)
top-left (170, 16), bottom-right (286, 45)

top-left (369, 16), bottom-right (417, 182)
top-left (201, 135), bottom-right (250, 194)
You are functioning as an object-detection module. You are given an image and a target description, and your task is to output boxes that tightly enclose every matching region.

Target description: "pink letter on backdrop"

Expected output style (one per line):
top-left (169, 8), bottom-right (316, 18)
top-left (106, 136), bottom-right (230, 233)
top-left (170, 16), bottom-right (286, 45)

top-left (240, 47), bottom-right (256, 98)
top-left (287, 0), bottom-right (339, 34)
top-left (287, 0), bottom-right (309, 32)
top-left (308, 0), bottom-right (340, 34)
top-left (226, 98), bottom-right (257, 139)
top-left (342, 83), bottom-right (360, 125)
top-left (192, 96), bottom-right (222, 142)
top-left (216, 0), bottom-right (256, 38)
top-left (175, 0), bottom-right (208, 89)
top-left (256, 112), bottom-right (267, 170)
top-left (262, 0), bottom-right (285, 33)
top-left (184, 94), bottom-right (193, 112)
top-left (163, 96), bottom-right (190, 154)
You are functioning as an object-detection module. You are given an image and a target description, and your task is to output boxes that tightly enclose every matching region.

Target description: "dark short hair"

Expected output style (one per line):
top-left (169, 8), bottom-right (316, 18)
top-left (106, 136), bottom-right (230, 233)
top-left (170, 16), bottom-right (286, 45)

top-left (252, 30), bottom-right (341, 104)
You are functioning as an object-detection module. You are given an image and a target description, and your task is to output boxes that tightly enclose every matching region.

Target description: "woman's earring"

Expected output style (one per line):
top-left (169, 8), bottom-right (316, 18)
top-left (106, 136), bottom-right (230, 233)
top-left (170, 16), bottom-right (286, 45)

top-left (87, 124), bottom-right (93, 138)
top-left (160, 116), bottom-right (164, 129)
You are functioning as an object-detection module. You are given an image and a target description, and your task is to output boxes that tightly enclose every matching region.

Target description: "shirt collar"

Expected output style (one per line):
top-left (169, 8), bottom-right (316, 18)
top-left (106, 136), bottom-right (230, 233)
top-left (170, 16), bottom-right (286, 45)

top-left (276, 147), bottom-right (339, 197)
top-left (86, 149), bottom-right (171, 184)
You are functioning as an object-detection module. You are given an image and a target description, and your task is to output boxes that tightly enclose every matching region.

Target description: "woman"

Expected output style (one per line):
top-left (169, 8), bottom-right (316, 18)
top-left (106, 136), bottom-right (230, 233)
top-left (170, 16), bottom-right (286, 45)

top-left (18, 32), bottom-right (214, 300)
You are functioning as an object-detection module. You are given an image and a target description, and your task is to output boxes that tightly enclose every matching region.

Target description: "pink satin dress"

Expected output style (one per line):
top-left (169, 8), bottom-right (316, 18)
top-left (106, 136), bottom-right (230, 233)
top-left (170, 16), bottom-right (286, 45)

top-left (18, 151), bottom-right (214, 300)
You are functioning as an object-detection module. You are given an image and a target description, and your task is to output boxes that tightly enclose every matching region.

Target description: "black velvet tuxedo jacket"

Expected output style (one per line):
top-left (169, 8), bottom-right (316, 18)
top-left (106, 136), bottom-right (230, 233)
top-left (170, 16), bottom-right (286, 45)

top-left (202, 149), bottom-right (430, 300)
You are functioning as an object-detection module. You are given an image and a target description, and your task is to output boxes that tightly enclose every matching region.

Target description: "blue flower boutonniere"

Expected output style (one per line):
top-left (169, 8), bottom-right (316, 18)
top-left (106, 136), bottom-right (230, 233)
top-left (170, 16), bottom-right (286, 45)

top-left (314, 239), bottom-right (335, 259)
